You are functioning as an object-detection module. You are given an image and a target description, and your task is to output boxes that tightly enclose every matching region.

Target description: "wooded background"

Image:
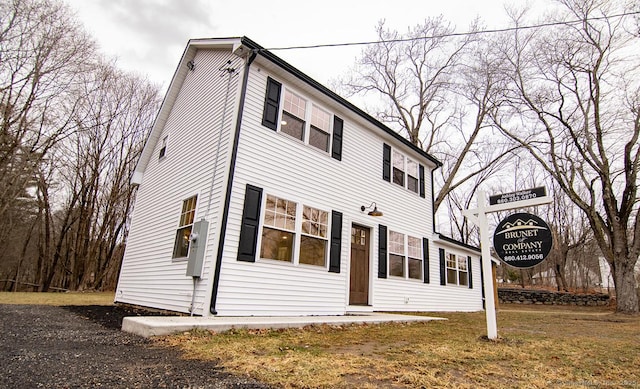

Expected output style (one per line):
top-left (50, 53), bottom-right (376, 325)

top-left (1, 0), bottom-right (638, 312)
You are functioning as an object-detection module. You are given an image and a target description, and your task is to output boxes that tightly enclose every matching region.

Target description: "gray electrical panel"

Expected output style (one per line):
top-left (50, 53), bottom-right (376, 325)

top-left (186, 219), bottom-right (209, 278)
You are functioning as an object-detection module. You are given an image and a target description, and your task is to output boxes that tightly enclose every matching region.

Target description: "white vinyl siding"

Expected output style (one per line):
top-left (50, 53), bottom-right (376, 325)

top-left (115, 49), bottom-right (240, 315)
top-left (212, 64), bottom-right (485, 316)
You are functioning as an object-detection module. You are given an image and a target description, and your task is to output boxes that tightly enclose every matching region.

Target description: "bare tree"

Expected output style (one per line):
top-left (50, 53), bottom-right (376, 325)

top-left (0, 0), bottom-right (95, 220)
top-left (336, 18), bottom-right (519, 244)
top-left (493, 0), bottom-right (640, 313)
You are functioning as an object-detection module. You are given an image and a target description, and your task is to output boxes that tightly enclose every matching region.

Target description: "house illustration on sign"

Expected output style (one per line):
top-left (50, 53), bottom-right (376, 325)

top-left (115, 37), bottom-right (484, 316)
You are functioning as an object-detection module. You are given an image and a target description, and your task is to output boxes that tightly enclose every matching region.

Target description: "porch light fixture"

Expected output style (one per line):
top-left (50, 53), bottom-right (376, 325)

top-left (361, 202), bottom-right (383, 217)
top-left (186, 60), bottom-right (195, 71)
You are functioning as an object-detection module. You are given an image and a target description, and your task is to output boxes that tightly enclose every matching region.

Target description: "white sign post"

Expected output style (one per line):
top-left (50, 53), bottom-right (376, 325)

top-left (462, 189), bottom-right (552, 339)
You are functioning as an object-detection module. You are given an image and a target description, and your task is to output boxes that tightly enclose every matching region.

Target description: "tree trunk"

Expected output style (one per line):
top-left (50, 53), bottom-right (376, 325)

top-left (613, 254), bottom-right (639, 314)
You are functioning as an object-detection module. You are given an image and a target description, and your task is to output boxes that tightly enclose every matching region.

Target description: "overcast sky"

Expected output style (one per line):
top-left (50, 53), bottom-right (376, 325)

top-left (64, 0), bottom-right (528, 90)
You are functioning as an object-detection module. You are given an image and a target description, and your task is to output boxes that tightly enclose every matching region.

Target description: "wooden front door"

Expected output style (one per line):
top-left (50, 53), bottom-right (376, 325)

top-left (349, 224), bottom-right (370, 305)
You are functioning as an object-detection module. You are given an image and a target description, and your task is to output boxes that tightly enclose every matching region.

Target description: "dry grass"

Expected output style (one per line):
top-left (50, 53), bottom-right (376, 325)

top-left (160, 306), bottom-right (640, 388)
top-left (0, 291), bottom-right (115, 306)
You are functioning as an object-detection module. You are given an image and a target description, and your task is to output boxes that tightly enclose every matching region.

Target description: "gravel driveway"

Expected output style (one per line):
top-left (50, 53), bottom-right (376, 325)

top-left (0, 304), bottom-right (270, 388)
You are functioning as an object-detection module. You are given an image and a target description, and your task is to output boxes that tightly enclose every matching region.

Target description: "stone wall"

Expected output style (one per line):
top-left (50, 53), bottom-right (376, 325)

top-left (498, 288), bottom-right (610, 306)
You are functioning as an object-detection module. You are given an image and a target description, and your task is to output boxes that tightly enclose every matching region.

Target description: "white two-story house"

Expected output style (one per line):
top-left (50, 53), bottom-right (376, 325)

top-left (115, 37), bottom-right (484, 316)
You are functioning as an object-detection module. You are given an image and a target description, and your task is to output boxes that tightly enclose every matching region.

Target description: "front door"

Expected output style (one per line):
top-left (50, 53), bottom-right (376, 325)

top-left (349, 224), bottom-right (370, 305)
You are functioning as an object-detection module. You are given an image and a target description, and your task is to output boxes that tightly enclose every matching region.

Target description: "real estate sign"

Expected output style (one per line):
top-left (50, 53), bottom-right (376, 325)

top-left (493, 212), bottom-right (553, 268)
top-left (489, 187), bottom-right (546, 205)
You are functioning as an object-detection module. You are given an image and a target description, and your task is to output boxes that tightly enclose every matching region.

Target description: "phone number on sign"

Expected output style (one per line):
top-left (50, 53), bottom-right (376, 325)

top-left (504, 254), bottom-right (544, 261)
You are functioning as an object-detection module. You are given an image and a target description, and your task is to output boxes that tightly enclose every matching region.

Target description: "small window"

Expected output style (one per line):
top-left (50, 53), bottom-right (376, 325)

top-left (172, 196), bottom-right (197, 258)
top-left (281, 90), bottom-right (306, 141)
top-left (389, 231), bottom-right (405, 277)
top-left (159, 136), bottom-right (168, 159)
top-left (260, 195), bottom-right (297, 262)
top-left (299, 205), bottom-right (329, 266)
top-left (446, 253), bottom-right (468, 286)
top-left (392, 150), bottom-right (405, 186)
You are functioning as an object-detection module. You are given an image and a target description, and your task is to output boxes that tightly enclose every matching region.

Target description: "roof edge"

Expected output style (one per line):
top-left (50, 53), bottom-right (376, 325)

top-left (239, 37), bottom-right (442, 168)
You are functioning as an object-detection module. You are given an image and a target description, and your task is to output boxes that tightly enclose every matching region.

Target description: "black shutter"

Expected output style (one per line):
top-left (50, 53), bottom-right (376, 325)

top-left (419, 164), bottom-right (425, 198)
top-left (422, 238), bottom-right (430, 283)
top-left (467, 256), bottom-right (473, 289)
top-left (382, 144), bottom-right (391, 182)
top-left (261, 77), bottom-right (281, 130)
top-left (378, 225), bottom-right (387, 278)
top-left (332, 116), bottom-right (343, 161)
top-left (329, 211), bottom-right (342, 273)
top-left (237, 184), bottom-right (263, 262)
top-left (439, 248), bottom-right (446, 285)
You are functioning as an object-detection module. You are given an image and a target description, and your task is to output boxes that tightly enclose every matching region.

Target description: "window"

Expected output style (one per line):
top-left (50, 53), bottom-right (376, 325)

top-left (389, 231), bottom-right (405, 277)
top-left (446, 253), bottom-right (469, 286)
top-left (159, 136), bottom-right (167, 159)
top-left (392, 150), bottom-right (405, 186)
top-left (281, 90), bottom-right (306, 141)
top-left (389, 231), bottom-right (423, 280)
top-left (259, 194), bottom-right (329, 267)
top-left (261, 78), bottom-right (343, 160)
top-left (172, 196), bottom-right (197, 258)
top-left (299, 206), bottom-right (329, 266)
top-left (260, 195), bottom-right (296, 262)
top-left (384, 145), bottom-right (424, 196)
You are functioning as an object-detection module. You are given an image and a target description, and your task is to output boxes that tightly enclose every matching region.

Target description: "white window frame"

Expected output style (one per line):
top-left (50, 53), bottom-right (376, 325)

top-left (277, 86), bottom-right (334, 154)
top-left (257, 192), bottom-right (330, 269)
top-left (388, 230), bottom-right (423, 281)
top-left (446, 252), bottom-right (469, 286)
top-left (172, 195), bottom-right (198, 260)
top-left (389, 147), bottom-right (422, 195)
top-left (159, 135), bottom-right (168, 160)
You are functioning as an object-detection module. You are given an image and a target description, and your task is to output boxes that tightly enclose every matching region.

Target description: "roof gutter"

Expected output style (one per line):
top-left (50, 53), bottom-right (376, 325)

top-left (209, 49), bottom-right (258, 315)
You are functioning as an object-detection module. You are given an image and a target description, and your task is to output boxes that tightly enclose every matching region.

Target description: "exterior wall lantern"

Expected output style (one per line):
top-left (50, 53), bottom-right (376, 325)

top-left (361, 202), bottom-right (383, 217)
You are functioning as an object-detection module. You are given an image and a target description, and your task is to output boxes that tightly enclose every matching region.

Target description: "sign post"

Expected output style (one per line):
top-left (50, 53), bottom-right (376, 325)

top-left (462, 188), bottom-right (552, 340)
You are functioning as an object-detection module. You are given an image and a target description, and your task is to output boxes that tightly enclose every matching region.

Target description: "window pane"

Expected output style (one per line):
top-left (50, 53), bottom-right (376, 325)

top-left (408, 258), bottom-right (422, 280)
top-left (283, 90), bottom-right (306, 118)
top-left (458, 256), bottom-right (468, 270)
top-left (281, 111), bottom-right (305, 141)
top-left (299, 235), bottom-right (326, 266)
top-left (407, 159), bottom-right (418, 176)
top-left (311, 105), bottom-right (330, 131)
top-left (393, 168), bottom-right (405, 186)
top-left (172, 226), bottom-right (192, 258)
top-left (389, 254), bottom-right (405, 277)
top-left (260, 227), bottom-right (294, 262)
top-left (309, 126), bottom-right (329, 152)
top-left (302, 206), bottom-right (328, 238)
top-left (459, 271), bottom-right (468, 286)
top-left (389, 231), bottom-right (404, 254)
top-left (393, 150), bottom-right (405, 170)
top-left (447, 268), bottom-right (457, 285)
top-left (408, 236), bottom-right (421, 258)
top-left (407, 176), bottom-right (418, 193)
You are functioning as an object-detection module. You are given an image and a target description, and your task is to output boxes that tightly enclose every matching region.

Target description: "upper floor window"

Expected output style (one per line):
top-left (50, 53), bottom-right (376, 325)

top-left (172, 195), bottom-right (197, 258)
top-left (383, 144), bottom-right (425, 197)
top-left (159, 136), bottom-right (168, 159)
top-left (446, 253), bottom-right (469, 286)
top-left (261, 77), bottom-right (343, 160)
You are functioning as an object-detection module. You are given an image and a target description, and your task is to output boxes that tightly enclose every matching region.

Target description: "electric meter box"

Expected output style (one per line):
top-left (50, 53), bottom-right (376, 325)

top-left (186, 219), bottom-right (208, 278)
